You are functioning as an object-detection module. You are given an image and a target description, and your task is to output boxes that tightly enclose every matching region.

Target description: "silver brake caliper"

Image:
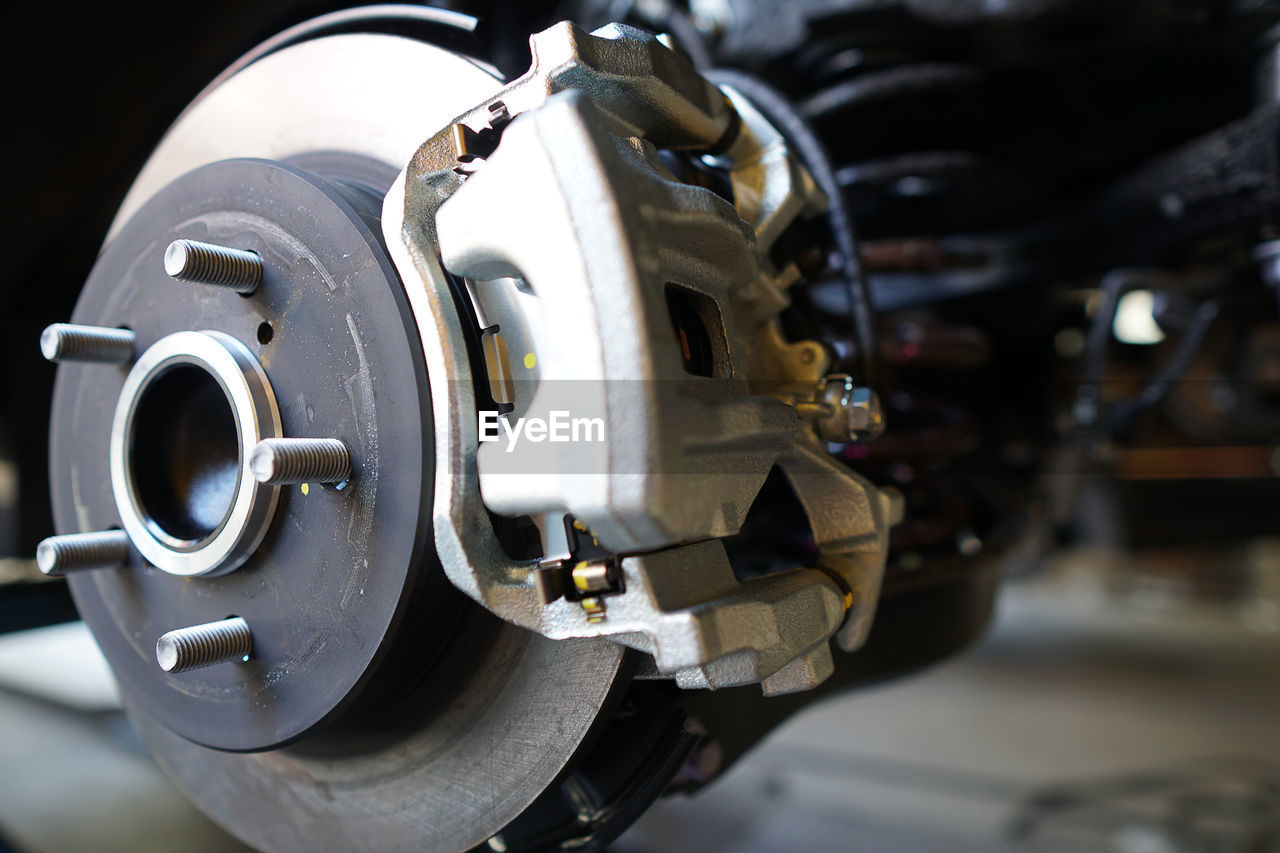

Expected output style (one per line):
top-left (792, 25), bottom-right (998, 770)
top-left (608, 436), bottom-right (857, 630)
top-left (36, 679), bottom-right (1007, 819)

top-left (383, 22), bottom-right (901, 695)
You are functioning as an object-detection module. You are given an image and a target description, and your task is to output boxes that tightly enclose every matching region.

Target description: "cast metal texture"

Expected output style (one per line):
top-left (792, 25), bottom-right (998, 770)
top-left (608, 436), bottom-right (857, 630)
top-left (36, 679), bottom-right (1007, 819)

top-left (55, 30), bottom-right (627, 853)
top-left (383, 21), bottom-right (898, 696)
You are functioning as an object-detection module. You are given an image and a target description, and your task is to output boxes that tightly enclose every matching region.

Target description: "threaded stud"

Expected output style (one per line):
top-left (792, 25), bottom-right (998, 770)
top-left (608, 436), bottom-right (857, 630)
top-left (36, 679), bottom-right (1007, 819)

top-left (164, 239), bottom-right (263, 294)
top-left (249, 438), bottom-right (352, 485)
top-left (156, 616), bottom-right (253, 673)
top-left (35, 530), bottom-right (130, 576)
top-left (40, 324), bottom-right (135, 364)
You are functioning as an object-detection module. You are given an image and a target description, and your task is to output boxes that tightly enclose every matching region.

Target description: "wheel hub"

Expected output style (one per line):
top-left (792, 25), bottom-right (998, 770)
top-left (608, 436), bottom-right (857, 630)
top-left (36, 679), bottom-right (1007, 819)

top-left (52, 156), bottom-right (441, 751)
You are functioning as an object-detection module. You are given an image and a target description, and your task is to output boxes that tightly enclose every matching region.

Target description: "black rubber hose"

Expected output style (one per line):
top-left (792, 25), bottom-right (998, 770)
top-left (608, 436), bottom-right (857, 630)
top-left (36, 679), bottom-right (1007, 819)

top-left (801, 63), bottom-right (982, 122)
top-left (662, 8), bottom-right (713, 71)
top-left (1078, 269), bottom-right (1219, 436)
top-left (1108, 298), bottom-right (1220, 435)
top-left (705, 68), bottom-right (880, 388)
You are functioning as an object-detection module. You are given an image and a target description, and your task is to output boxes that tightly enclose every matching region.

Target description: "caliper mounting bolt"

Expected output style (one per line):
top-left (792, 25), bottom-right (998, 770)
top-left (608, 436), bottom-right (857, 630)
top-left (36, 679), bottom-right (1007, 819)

top-left (809, 375), bottom-right (885, 443)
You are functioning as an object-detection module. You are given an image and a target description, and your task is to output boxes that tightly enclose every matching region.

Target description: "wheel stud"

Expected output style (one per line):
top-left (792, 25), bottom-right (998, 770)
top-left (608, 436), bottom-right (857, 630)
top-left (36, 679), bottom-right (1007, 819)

top-left (164, 239), bottom-right (263, 294)
top-left (40, 324), bottom-right (135, 364)
top-left (249, 438), bottom-right (352, 485)
top-left (35, 530), bottom-right (130, 576)
top-left (156, 616), bottom-right (253, 673)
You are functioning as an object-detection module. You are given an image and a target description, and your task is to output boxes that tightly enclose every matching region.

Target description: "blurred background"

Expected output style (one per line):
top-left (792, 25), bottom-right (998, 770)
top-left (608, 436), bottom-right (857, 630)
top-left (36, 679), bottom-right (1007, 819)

top-left (5, 1), bottom-right (1280, 851)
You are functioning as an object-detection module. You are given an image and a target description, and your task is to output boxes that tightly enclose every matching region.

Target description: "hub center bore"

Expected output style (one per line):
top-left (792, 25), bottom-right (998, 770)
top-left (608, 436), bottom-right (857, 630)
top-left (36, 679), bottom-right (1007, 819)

top-left (110, 329), bottom-right (282, 578)
top-left (132, 364), bottom-right (238, 542)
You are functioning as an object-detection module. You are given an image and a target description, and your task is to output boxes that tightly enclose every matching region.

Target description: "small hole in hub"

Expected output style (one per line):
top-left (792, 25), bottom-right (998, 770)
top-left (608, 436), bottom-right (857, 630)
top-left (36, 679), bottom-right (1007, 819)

top-left (256, 322), bottom-right (274, 345)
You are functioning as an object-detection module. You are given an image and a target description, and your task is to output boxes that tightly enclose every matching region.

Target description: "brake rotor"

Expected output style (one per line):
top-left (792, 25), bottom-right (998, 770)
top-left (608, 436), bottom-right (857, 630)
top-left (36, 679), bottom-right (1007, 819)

top-left (46, 24), bottom-right (626, 852)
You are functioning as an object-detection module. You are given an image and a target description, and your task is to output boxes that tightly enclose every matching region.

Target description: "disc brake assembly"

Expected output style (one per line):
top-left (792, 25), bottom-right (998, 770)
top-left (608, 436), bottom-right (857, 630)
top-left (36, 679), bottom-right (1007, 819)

top-left (40, 12), bottom-right (898, 852)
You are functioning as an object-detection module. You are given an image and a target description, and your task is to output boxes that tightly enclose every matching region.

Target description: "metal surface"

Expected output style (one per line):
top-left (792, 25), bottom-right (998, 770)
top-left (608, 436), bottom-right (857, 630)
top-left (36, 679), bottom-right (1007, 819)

top-left (34, 531), bottom-right (129, 576)
top-left (40, 324), bottom-right (135, 364)
top-left (52, 157), bottom-right (443, 752)
top-left (249, 438), bottom-right (352, 485)
top-left (164, 239), bottom-right (264, 293)
top-left (109, 330), bottom-right (282, 578)
top-left (108, 34), bottom-right (509, 236)
top-left (130, 627), bottom-right (626, 853)
top-left (806, 376), bottom-right (885, 443)
top-left (51, 31), bottom-right (628, 850)
top-left (384, 22), bottom-right (896, 695)
top-left (156, 616), bottom-right (253, 673)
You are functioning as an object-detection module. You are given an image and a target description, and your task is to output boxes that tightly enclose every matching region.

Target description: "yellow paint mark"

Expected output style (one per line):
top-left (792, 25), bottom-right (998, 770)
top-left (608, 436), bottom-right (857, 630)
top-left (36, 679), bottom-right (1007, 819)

top-left (843, 592), bottom-right (854, 610)
top-left (572, 519), bottom-right (588, 532)
top-left (301, 483), bottom-right (310, 496)
top-left (580, 596), bottom-right (607, 623)
top-left (523, 352), bottom-right (536, 369)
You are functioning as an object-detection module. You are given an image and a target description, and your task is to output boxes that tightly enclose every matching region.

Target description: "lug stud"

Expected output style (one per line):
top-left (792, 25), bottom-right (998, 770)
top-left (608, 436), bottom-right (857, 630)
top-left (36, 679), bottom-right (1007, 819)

top-left (35, 530), bottom-right (130, 576)
top-left (40, 324), bottom-right (135, 364)
top-left (249, 438), bottom-right (352, 485)
top-left (156, 616), bottom-right (253, 673)
top-left (164, 239), bottom-right (263, 294)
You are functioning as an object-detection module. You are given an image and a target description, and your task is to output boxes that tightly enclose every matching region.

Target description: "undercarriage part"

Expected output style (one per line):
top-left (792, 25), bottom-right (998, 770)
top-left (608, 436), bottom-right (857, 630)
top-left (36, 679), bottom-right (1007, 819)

top-left (385, 20), bottom-right (898, 697)
top-left (44, 21), bottom-right (635, 849)
top-left (51, 152), bottom-right (459, 752)
top-left (16, 6), bottom-right (1280, 851)
top-left (31, 5), bottom-right (1016, 852)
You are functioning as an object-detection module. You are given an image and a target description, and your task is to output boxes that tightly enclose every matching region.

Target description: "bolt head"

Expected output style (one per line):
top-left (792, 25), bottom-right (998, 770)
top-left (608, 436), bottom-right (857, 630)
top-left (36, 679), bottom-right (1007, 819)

top-left (846, 387), bottom-right (884, 438)
top-left (814, 376), bottom-right (884, 442)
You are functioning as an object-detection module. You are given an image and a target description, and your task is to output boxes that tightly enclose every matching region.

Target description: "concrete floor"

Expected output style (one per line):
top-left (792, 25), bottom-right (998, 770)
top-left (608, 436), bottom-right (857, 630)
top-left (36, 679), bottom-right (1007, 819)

top-left (619, 567), bottom-right (1280, 852)
top-left (1, 563), bottom-right (1277, 853)
top-left (0, 622), bottom-right (251, 853)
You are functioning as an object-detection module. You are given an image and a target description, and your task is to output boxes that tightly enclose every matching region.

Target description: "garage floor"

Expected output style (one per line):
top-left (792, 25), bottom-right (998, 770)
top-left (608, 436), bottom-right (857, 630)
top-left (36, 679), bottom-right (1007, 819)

top-left (1, 553), bottom-right (1278, 853)
top-left (620, 558), bottom-right (1280, 852)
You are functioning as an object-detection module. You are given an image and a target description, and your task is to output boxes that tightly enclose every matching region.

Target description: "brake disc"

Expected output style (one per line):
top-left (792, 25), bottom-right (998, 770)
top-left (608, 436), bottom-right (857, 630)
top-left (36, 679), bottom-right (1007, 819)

top-left (46, 23), bottom-right (625, 852)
